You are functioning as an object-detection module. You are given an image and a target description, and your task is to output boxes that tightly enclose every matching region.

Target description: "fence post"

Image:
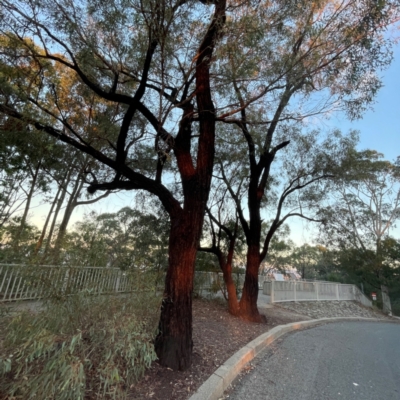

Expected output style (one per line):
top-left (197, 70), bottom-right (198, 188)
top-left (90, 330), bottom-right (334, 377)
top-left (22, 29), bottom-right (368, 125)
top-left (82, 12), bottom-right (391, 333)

top-left (336, 284), bottom-right (339, 300)
top-left (62, 269), bottom-right (69, 294)
top-left (115, 271), bottom-right (120, 293)
top-left (271, 280), bottom-right (275, 303)
top-left (316, 282), bottom-right (319, 301)
top-left (294, 281), bottom-right (297, 302)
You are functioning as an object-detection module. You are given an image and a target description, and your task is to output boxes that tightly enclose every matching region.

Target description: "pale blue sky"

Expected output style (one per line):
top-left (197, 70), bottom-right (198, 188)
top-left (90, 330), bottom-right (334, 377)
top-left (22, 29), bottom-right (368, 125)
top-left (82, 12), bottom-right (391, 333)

top-left (325, 44), bottom-right (400, 162)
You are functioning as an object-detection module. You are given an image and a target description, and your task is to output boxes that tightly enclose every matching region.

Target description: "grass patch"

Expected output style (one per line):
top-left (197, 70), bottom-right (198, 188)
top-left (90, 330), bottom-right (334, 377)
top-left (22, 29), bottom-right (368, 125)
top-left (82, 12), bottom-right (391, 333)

top-left (0, 290), bottom-right (161, 399)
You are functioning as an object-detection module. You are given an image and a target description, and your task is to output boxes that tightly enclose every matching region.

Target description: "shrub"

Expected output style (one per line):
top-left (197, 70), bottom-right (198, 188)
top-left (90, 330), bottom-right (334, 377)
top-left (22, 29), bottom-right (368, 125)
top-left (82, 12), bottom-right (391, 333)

top-left (392, 299), bottom-right (400, 317)
top-left (0, 290), bottom-right (161, 399)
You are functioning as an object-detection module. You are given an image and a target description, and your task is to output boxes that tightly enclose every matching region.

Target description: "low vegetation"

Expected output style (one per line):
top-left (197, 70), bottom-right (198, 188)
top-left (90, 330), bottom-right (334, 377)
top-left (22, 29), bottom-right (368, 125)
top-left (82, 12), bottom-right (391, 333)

top-left (0, 290), bottom-right (161, 399)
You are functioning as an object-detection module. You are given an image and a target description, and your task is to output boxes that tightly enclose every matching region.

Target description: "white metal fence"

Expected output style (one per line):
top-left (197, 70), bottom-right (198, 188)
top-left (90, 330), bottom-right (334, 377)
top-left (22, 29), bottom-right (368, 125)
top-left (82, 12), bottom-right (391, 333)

top-left (263, 280), bottom-right (373, 308)
top-left (194, 271), bottom-right (266, 294)
top-left (0, 264), bottom-right (154, 302)
top-left (0, 264), bottom-right (268, 302)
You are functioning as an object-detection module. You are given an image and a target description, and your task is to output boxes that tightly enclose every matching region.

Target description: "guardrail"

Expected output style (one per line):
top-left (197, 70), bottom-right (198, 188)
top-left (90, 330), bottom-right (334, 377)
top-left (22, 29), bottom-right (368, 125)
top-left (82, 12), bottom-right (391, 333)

top-left (263, 280), bottom-right (373, 308)
top-left (0, 264), bottom-right (268, 302)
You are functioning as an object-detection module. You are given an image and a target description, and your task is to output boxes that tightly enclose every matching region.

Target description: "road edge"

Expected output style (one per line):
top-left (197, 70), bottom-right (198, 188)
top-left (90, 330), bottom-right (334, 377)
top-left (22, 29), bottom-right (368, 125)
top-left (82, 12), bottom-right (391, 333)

top-left (188, 316), bottom-right (386, 400)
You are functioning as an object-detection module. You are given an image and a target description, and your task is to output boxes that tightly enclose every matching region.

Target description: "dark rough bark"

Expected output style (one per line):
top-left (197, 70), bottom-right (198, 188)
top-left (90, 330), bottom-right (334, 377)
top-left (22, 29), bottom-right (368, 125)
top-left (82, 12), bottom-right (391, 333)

top-left (155, 176), bottom-right (209, 369)
top-left (238, 170), bottom-right (263, 321)
top-left (239, 244), bottom-right (263, 322)
top-left (0, 0), bottom-right (226, 372)
top-left (219, 222), bottom-right (240, 315)
top-left (154, 0), bottom-right (226, 370)
top-left (221, 258), bottom-right (240, 316)
top-left (155, 213), bottom-right (198, 370)
top-left (200, 230), bottom-right (240, 316)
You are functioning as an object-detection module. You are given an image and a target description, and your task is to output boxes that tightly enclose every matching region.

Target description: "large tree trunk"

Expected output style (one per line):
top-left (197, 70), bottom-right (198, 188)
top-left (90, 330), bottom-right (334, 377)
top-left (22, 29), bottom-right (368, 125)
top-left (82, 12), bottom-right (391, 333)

top-left (155, 207), bottom-right (202, 370)
top-left (239, 244), bottom-right (263, 322)
top-left (239, 169), bottom-right (263, 321)
top-left (155, 0), bottom-right (226, 370)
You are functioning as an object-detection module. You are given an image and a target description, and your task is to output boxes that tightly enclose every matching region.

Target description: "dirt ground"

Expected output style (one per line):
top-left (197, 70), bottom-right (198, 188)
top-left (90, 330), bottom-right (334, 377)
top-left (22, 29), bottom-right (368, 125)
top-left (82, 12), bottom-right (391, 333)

top-left (2, 296), bottom-right (392, 400)
top-left (129, 298), bottom-right (310, 400)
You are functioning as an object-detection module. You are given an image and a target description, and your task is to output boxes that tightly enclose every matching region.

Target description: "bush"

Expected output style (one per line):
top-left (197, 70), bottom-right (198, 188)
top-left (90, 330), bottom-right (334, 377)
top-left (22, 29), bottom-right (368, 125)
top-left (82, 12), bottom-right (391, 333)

top-left (0, 290), bottom-right (161, 399)
top-left (392, 299), bottom-right (400, 317)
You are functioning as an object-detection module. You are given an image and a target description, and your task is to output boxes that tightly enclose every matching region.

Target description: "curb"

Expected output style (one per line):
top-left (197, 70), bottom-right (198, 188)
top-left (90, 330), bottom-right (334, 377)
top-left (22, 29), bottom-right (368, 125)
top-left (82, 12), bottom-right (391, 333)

top-left (188, 317), bottom-right (386, 400)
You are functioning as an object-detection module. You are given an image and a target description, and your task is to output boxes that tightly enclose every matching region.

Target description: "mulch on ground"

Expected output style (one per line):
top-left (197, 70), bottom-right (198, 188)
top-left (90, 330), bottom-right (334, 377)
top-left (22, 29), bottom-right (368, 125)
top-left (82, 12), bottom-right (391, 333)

top-left (129, 298), bottom-right (308, 400)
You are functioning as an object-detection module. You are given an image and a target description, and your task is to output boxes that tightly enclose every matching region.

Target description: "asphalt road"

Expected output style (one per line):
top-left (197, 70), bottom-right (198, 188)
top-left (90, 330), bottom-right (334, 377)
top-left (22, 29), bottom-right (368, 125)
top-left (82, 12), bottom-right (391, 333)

top-left (228, 322), bottom-right (400, 400)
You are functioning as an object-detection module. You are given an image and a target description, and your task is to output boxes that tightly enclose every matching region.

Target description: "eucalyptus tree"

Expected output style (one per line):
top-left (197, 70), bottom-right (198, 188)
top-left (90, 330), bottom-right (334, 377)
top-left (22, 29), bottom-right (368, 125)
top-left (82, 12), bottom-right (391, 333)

top-left (318, 150), bottom-right (400, 289)
top-left (213, 128), bottom-right (359, 319)
top-left (48, 154), bottom-right (112, 263)
top-left (0, 0), bottom-right (397, 368)
top-left (0, 123), bottom-right (61, 247)
top-left (199, 186), bottom-right (245, 315)
top-left (63, 206), bottom-right (169, 270)
top-left (0, 0), bottom-right (227, 370)
top-left (261, 224), bottom-right (292, 272)
top-left (202, 0), bottom-right (398, 321)
top-left (285, 244), bottom-right (323, 279)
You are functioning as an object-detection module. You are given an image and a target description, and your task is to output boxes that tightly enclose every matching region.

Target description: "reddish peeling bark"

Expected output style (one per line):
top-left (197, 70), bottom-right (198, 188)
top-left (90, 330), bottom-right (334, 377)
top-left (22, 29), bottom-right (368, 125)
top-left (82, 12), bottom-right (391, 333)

top-left (230, 88), bottom-right (292, 322)
top-left (200, 225), bottom-right (240, 316)
top-left (154, 0), bottom-right (226, 370)
top-left (0, 0), bottom-right (226, 372)
top-left (239, 244), bottom-right (263, 322)
top-left (155, 210), bottom-right (199, 370)
top-left (222, 224), bottom-right (240, 315)
top-left (238, 169), bottom-right (264, 321)
top-left (155, 151), bottom-right (214, 369)
top-left (221, 254), bottom-right (240, 316)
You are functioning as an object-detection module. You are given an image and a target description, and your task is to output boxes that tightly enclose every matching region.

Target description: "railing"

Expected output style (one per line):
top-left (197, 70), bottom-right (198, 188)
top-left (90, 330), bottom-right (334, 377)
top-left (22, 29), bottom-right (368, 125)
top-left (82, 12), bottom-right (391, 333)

top-left (0, 264), bottom-right (154, 302)
top-left (0, 264), bottom-right (373, 308)
top-left (194, 271), bottom-right (266, 293)
top-left (263, 280), bottom-right (373, 308)
top-left (0, 264), bottom-right (268, 302)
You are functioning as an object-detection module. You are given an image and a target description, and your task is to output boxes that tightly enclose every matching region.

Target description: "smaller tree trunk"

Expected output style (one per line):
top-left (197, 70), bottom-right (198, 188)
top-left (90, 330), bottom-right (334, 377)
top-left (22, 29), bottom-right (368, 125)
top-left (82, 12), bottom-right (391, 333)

top-left (221, 258), bottom-right (240, 316)
top-left (52, 175), bottom-right (84, 263)
top-left (34, 184), bottom-right (62, 255)
top-left (217, 234), bottom-right (240, 316)
top-left (199, 234), bottom-right (240, 315)
top-left (14, 160), bottom-right (41, 248)
top-left (43, 168), bottom-right (73, 258)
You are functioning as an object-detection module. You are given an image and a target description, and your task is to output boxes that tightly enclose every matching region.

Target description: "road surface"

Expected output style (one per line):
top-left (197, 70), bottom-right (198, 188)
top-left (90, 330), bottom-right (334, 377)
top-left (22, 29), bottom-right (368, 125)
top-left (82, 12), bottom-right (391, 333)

top-left (227, 321), bottom-right (400, 400)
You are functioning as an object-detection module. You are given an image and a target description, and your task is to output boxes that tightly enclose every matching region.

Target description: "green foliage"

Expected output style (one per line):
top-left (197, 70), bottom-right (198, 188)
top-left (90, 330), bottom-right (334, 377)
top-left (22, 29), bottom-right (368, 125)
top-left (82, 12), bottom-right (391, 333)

top-left (195, 251), bottom-right (219, 272)
top-left (0, 291), bottom-right (161, 399)
top-left (318, 150), bottom-right (400, 309)
top-left (62, 205), bottom-right (169, 271)
top-left (0, 217), bottom-right (40, 262)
